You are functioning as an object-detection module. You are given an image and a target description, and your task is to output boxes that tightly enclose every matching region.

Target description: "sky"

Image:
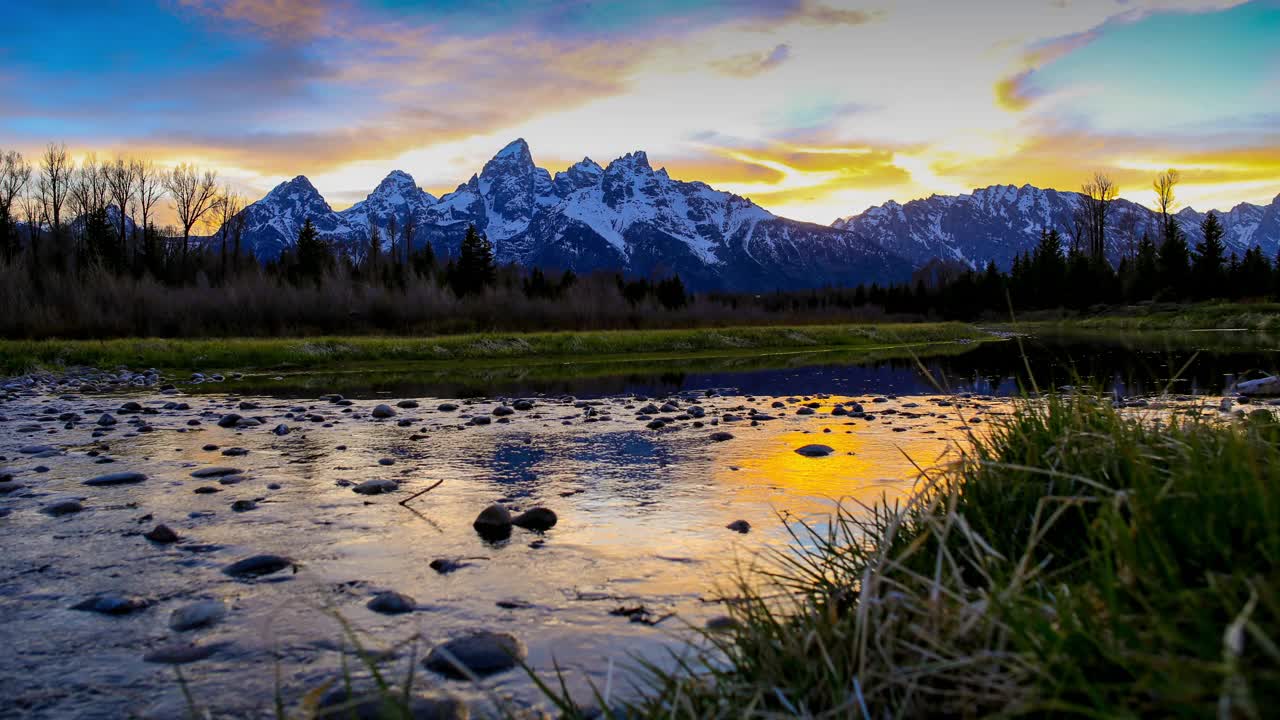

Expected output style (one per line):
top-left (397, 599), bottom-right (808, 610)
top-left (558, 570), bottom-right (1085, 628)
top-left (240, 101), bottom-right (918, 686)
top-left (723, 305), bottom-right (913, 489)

top-left (1, 0), bottom-right (1277, 223)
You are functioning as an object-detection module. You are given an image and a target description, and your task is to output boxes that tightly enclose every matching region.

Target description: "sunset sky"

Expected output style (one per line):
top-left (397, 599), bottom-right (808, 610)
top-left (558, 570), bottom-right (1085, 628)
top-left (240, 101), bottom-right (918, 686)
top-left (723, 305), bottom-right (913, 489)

top-left (2, 0), bottom-right (1277, 223)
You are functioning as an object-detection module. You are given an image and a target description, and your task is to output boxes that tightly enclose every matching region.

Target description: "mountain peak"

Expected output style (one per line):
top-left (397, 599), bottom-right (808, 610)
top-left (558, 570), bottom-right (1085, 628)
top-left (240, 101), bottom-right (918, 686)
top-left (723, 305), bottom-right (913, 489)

top-left (379, 169), bottom-right (415, 185)
top-left (606, 151), bottom-right (652, 174)
top-left (492, 138), bottom-right (533, 163)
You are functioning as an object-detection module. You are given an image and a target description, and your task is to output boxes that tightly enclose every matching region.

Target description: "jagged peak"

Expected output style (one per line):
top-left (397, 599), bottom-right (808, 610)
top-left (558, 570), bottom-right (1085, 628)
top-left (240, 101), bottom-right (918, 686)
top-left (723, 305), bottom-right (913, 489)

top-left (269, 175), bottom-right (320, 198)
top-left (606, 151), bottom-right (652, 174)
top-left (494, 137), bottom-right (531, 159)
top-left (569, 157), bottom-right (603, 174)
top-left (377, 169), bottom-right (416, 186)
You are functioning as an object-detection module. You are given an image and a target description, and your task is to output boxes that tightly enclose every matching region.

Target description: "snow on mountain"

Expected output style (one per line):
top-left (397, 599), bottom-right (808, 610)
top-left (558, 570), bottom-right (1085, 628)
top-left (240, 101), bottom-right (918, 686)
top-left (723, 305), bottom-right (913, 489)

top-left (230, 139), bottom-right (910, 290)
top-left (338, 170), bottom-right (437, 251)
top-left (235, 175), bottom-right (357, 260)
top-left (834, 185), bottom-right (1280, 269)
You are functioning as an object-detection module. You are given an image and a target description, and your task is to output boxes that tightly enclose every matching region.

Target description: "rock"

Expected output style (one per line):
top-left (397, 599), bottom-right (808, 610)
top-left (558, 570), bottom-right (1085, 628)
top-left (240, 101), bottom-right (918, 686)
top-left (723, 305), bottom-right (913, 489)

top-left (223, 554), bottom-right (294, 578)
top-left (706, 615), bottom-right (739, 631)
top-left (238, 401), bottom-right (259, 411)
top-left (42, 499), bottom-right (84, 516)
top-left (794, 444), bottom-right (835, 458)
top-left (512, 399), bottom-right (534, 411)
top-left (473, 504), bottom-right (513, 539)
top-left (217, 413), bottom-right (242, 428)
top-left (396, 400), bottom-right (420, 409)
top-left (367, 591), bottom-right (416, 615)
top-left (317, 687), bottom-right (468, 720)
top-left (71, 594), bottom-right (149, 615)
top-left (84, 471), bottom-right (147, 486)
top-left (231, 500), bottom-right (257, 512)
top-left (144, 524), bottom-right (179, 543)
top-left (371, 404), bottom-right (396, 419)
top-left (437, 403), bottom-right (458, 412)
top-left (725, 519), bottom-right (751, 534)
top-left (191, 466), bottom-right (242, 478)
top-left (143, 642), bottom-right (221, 664)
top-left (0, 480), bottom-right (25, 494)
top-left (272, 423), bottom-right (290, 436)
top-left (709, 431), bottom-right (734, 442)
top-left (646, 419), bottom-right (667, 430)
top-left (512, 507), bottom-right (558, 531)
top-left (170, 600), bottom-right (227, 631)
top-left (221, 447), bottom-right (249, 457)
top-left (377, 458), bottom-right (395, 466)
top-left (469, 416), bottom-right (491, 426)
top-left (119, 401), bottom-right (143, 413)
top-left (19, 444), bottom-right (56, 454)
top-left (424, 631), bottom-right (526, 679)
top-left (353, 479), bottom-right (398, 495)
top-left (492, 405), bottom-right (514, 417)
top-left (429, 558), bottom-right (471, 574)
top-left (639, 404), bottom-right (660, 415)
top-left (97, 413), bottom-right (117, 426)
top-left (795, 407), bottom-right (815, 415)
top-left (1235, 375), bottom-right (1280, 396)
top-left (193, 486), bottom-right (221, 494)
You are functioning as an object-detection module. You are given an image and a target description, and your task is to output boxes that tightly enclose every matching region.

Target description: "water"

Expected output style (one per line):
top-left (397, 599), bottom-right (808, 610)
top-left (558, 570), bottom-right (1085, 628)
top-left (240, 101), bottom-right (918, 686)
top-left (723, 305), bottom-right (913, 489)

top-left (0, 331), bottom-right (1273, 718)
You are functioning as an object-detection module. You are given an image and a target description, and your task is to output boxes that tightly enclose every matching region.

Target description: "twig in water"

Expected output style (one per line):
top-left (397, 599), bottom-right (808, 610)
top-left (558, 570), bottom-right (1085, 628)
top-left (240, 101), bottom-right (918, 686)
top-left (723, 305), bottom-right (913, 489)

top-left (398, 478), bottom-right (443, 507)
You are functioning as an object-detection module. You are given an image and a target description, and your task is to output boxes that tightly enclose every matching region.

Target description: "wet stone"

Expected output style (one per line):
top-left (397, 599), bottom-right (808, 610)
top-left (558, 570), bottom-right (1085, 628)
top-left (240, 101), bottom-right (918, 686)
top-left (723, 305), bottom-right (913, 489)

top-left (71, 594), bottom-right (150, 615)
top-left (371, 404), bottom-right (396, 419)
top-left (42, 499), bottom-right (84, 516)
top-left (84, 471), bottom-right (147, 486)
top-left (144, 524), bottom-right (179, 543)
top-left (216, 413), bottom-right (242, 428)
top-left (367, 591), bottom-right (417, 615)
top-left (794, 444), bottom-right (835, 458)
top-left (143, 642), bottom-right (221, 665)
top-left (512, 507), bottom-right (558, 531)
top-left (223, 554), bottom-right (294, 578)
top-left (191, 466), bottom-right (242, 478)
top-left (353, 479), bottom-right (398, 495)
top-left (424, 631), bottom-right (526, 679)
top-left (170, 600), bottom-right (227, 631)
top-left (726, 519), bottom-right (751, 534)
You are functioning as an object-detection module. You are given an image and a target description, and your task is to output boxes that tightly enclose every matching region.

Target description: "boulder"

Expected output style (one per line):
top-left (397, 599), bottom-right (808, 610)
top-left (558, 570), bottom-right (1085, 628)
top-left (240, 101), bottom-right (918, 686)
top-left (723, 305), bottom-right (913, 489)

top-left (424, 631), bottom-right (526, 679)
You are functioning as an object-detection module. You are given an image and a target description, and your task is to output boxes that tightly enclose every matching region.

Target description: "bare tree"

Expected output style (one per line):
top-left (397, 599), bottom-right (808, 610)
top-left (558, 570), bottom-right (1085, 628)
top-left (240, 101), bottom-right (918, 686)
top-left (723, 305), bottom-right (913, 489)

top-left (20, 189), bottom-right (45, 266)
top-left (1153, 169), bottom-right (1179, 239)
top-left (164, 163), bottom-right (218, 265)
top-left (0, 150), bottom-right (33, 262)
top-left (402, 212), bottom-right (416, 268)
top-left (134, 161), bottom-right (166, 268)
top-left (1080, 171), bottom-right (1117, 261)
top-left (212, 185), bottom-right (243, 274)
top-left (38, 143), bottom-right (72, 245)
top-left (106, 157), bottom-right (139, 250)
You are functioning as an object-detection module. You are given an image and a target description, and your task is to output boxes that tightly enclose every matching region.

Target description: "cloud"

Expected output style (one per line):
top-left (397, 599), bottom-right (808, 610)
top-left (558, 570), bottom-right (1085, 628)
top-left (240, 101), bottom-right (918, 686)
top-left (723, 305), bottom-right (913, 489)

top-left (711, 44), bottom-right (791, 78)
top-left (174, 0), bottom-right (332, 36)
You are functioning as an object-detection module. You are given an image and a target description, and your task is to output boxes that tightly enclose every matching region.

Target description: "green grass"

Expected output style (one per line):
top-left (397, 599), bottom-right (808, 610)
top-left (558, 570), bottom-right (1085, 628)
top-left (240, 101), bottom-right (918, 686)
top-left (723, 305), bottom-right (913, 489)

top-left (1014, 301), bottom-right (1280, 333)
top-left (0, 322), bottom-right (986, 375)
top-left (558, 396), bottom-right (1280, 718)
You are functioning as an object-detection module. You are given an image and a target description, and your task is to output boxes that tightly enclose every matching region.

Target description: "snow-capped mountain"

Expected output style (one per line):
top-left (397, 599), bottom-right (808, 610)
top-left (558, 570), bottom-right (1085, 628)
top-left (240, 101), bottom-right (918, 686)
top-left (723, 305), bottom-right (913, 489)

top-left (229, 139), bottom-right (911, 290)
top-left (833, 184), bottom-right (1280, 269)
top-left (235, 175), bottom-right (357, 260)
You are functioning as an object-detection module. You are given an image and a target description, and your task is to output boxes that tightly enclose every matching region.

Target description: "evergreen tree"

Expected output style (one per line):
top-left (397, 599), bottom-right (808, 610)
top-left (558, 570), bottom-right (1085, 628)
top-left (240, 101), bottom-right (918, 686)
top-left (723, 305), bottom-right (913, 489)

top-left (294, 217), bottom-right (331, 285)
top-left (1156, 220), bottom-right (1190, 299)
top-left (1191, 211), bottom-right (1226, 299)
top-left (1234, 246), bottom-right (1272, 298)
top-left (452, 224), bottom-right (495, 296)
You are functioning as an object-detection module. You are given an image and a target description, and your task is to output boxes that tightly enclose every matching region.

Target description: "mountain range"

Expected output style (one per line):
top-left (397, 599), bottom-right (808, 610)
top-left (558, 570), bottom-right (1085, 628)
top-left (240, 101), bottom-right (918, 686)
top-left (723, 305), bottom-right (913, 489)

top-left (229, 139), bottom-right (907, 290)
top-left (221, 139), bottom-right (1280, 290)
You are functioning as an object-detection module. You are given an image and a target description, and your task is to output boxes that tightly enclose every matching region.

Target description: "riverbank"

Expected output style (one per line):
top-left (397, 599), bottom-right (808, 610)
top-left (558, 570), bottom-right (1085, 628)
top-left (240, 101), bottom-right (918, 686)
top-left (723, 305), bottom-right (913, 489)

top-left (0, 322), bottom-right (986, 375)
top-left (582, 395), bottom-right (1280, 717)
top-left (1006, 301), bottom-right (1280, 333)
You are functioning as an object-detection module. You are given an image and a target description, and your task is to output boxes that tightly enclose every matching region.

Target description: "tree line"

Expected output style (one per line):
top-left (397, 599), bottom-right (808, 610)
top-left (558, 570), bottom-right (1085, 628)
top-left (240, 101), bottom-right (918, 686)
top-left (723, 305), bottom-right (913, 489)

top-left (831, 169), bottom-right (1279, 318)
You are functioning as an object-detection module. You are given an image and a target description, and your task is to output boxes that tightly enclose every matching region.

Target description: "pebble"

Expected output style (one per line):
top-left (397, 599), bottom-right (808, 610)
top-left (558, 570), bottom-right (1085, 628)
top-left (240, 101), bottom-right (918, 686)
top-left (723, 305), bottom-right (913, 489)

top-left (371, 404), bottom-right (396, 419)
top-left (710, 431), bottom-right (734, 442)
top-left (170, 600), bottom-right (226, 631)
top-left (726, 519), bottom-right (751, 534)
top-left (223, 554), bottom-right (294, 578)
top-left (41, 499), bottom-right (84, 516)
top-left (353, 479), bottom-right (398, 495)
top-left (217, 413), bottom-right (242, 428)
top-left (512, 507), bottom-right (558, 531)
top-left (367, 591), bottom-right (417, 615)
top-left (424, 631), bottom-right (526, 679)
top-left (84, 471), bottom-right (147, 486)
top-left (473, 503), bottom-right (513, 539)
top-left (143, 642), bottom-right (221, 665)
top-left (794, 444), bottom-right (835, 458)
top-left (71, 594), bottom-right (150, 615)
top-left (190, 466), bottom-right (242, 478)
top-left (144, 524), bottom-right (179, 543)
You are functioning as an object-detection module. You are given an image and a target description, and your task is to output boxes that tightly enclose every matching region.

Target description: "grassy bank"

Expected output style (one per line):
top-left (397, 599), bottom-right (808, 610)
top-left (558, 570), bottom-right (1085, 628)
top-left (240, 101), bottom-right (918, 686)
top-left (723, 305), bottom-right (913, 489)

top-left (572, 397), bottom-right (1280, 718)
top-left (0, 322), bottom-right (985, 375)
top-left (1009, 301), bottom-right (1280, 333)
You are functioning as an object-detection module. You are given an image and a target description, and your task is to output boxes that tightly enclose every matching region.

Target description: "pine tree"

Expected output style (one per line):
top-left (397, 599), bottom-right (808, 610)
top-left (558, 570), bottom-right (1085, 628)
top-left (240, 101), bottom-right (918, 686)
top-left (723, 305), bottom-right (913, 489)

top-left (453, 224), bottom-right (495, 296)
top-left (1192, 211), bottom-right (1226, 299)
top-left (294, 217), bottom-right (330, 285)
top-left (1157, 220), bottom-right (1190, 299)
